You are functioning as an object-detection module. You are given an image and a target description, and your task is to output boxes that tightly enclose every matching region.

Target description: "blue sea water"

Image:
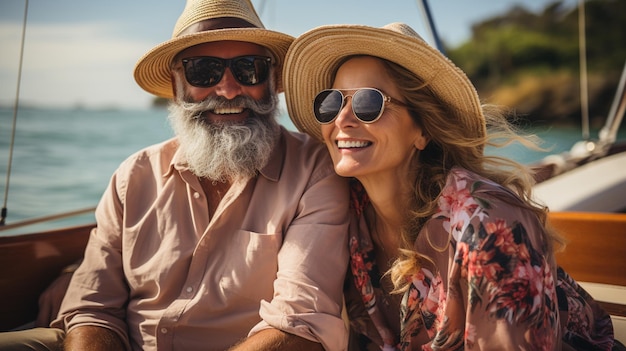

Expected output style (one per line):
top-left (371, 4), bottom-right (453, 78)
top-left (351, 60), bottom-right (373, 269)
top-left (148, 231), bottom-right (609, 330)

top-left (0, 105), bottom-right (624, 235)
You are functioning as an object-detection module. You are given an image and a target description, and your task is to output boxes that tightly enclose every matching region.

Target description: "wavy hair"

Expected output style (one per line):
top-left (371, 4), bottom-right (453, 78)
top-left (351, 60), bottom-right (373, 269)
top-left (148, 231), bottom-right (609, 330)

top-left (378, 59), bottom-right (566, 293)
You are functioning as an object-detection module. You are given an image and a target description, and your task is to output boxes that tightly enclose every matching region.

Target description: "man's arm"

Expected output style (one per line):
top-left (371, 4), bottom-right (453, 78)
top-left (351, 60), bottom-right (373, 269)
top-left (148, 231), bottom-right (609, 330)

top-left (64, 326), bottom-right (126, 351)
top-left (229, 329), bottom-right (324, 351)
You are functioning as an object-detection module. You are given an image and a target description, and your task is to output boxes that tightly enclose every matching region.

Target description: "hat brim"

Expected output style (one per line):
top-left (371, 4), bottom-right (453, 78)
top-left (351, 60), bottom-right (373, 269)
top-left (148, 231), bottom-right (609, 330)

top-left (134, 28), bottom-right (294, 98)
top-left (283, 24), bottom-right (484, 142)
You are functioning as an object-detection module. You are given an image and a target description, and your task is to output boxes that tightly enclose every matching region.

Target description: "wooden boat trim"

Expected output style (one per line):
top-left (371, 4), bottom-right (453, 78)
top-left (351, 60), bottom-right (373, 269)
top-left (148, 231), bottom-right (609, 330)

top-left (0, 223), bottom-right (93, 331)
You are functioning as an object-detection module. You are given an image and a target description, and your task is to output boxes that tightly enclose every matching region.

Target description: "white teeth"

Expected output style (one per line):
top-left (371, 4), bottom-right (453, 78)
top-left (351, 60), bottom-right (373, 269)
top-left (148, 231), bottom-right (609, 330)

top-left (337, 140), bottom-right (370, 148)
top-left (213, 107), bottom-right (244, 114)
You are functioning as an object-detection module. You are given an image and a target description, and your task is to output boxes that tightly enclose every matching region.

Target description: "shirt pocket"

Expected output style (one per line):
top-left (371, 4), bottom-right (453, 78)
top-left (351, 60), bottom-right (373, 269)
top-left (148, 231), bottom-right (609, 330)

top-left (219, 230), bottom-right (280, 302)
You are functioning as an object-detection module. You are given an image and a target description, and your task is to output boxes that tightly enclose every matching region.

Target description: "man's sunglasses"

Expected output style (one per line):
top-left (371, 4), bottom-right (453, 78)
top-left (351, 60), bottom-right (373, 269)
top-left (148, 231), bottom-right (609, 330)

top-left (181, 55), bottom-right (272, 88)
top-left (313, 88), bottom-right (408, 124)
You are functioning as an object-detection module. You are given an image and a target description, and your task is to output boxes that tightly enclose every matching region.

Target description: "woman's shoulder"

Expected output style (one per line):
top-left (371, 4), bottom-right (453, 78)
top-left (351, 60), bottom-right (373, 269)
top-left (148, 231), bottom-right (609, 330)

top-left (436, 167), bottom-right (505, 218)
top-left (446, 167), bottom-right (505, 192)
top-left (441, 167), bottom-right (525, 214)
top-left (431, 167), bottom-right (543, 245)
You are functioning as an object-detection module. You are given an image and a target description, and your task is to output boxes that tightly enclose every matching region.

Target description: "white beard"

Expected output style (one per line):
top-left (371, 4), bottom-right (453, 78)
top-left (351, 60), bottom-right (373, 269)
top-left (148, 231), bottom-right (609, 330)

top-left (168, 92), bottom-right (280, 183)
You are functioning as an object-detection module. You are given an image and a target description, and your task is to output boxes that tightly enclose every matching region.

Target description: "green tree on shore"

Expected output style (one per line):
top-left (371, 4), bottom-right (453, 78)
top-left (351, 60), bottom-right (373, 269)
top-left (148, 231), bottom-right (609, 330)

top-left (447, 0), bottom-right (626, 126)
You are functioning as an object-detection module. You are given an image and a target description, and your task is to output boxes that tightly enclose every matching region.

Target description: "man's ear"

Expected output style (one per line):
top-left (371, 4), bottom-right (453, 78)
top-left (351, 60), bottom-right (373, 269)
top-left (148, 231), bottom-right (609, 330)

top-left (170, 74), bottom-right (178, 99)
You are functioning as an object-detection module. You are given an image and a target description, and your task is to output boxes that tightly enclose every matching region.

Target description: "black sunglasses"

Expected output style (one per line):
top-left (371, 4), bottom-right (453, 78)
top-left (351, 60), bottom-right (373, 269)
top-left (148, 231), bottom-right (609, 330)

top-left (181, 55), bottom-right (272, 88)
top-left (313, 88), bottom-right (408, 124)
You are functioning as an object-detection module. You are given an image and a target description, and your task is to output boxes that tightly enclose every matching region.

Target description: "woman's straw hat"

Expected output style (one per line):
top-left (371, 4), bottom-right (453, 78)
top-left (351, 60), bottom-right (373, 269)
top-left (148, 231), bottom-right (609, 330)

top-left (134, 0), bottom-right (294, 98)
top-left (283, 22), bottom-right (485, 142)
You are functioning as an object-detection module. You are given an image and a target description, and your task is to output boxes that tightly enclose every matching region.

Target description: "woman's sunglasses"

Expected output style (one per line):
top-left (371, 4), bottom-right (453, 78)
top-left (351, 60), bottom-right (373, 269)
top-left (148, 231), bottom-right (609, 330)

top-left (181, 55), bottom-right (272, 88)
top-left (313, 88), bottom-right (408, 124)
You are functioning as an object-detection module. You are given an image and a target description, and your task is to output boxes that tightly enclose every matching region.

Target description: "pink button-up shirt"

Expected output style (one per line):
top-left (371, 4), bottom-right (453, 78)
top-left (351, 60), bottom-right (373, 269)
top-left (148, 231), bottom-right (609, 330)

top-left (52, 127), bottom-right (350, 351)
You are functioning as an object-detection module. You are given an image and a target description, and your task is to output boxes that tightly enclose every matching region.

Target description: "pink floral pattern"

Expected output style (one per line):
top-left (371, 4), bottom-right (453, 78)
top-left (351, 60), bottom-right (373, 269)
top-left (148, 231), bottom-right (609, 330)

top-left (346, 168), bottom-right (616, 350)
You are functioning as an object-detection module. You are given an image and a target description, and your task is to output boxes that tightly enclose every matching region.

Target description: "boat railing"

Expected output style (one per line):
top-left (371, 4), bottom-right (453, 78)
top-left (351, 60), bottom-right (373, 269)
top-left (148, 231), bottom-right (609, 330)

top-left (599, 60), bottom-right (626, 149)
top-left (575, 58), bottom-right (626, 158)
top-left (0, 206), bottom-right (96, 233)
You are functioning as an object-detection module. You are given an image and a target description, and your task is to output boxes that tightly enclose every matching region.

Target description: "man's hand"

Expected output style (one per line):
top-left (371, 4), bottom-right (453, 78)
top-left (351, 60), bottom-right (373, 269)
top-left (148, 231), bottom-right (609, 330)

top-left (229, 328), bottom-right (324, 351)
top-left (64, 325), bottom-right (126, 351)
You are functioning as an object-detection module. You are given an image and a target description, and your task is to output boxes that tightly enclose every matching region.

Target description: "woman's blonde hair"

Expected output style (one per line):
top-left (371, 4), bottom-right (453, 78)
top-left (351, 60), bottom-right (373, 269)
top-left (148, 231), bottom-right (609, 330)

top-left (378, 59), bottom-right (566, 293)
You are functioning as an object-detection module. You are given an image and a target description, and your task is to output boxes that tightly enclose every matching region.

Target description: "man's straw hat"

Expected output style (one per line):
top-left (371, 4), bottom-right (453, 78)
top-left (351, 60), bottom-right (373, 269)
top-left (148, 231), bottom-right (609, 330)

top-left (283, 22), bottom-right (485, 142)
top-left (134, 0), bottom-right (294, 98)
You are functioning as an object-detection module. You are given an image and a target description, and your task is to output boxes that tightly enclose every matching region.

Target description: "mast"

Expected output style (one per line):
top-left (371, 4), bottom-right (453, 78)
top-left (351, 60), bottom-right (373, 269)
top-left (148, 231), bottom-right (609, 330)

top-left (578, 0), bottom-right (590, 140)
top-left (1, 0), bottom-right (29, 226)
top-left (416, 0), bottom-right (445, 55)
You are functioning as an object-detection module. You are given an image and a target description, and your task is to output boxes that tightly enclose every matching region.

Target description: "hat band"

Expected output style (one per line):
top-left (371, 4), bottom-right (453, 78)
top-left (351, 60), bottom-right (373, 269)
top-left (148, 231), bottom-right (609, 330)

top-left (178, 17), bottom-right (259, 37)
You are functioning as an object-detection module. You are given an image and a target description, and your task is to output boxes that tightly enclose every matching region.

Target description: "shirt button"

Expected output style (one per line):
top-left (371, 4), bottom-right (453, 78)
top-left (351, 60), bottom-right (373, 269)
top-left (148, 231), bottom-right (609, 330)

top-left (193, 192), bottom-right (200, 199)
top-left (186, 286), bottom-right (193, 293)
top-left (160, 327), bottom-right (168, 334)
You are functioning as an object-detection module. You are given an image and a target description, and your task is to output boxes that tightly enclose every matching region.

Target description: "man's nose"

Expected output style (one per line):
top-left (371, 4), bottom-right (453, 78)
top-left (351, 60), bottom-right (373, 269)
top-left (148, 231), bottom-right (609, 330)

top-left (214, 67), bottom-right (243, 99)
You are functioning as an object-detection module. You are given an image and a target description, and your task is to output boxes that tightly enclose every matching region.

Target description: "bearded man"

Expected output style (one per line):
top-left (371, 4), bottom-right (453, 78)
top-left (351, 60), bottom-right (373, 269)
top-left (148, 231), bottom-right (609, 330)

top-left (34, 0), bottom-right (349, 350)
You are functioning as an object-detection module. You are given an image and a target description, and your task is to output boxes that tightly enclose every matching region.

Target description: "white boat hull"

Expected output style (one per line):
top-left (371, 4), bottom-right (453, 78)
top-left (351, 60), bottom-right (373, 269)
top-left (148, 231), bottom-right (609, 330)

top-left (533, 152), bottom-right (626, 212)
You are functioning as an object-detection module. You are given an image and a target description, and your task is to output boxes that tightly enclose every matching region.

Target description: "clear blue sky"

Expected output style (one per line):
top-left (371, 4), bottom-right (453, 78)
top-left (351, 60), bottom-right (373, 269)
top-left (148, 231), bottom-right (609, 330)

top-left (0, 0), bottom-right (577, 109)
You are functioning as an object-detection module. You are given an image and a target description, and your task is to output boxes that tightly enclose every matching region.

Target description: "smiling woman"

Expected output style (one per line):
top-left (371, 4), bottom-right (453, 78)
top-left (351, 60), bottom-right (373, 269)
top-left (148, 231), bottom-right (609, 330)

top-left (281, 16), bottom-right (624, 349)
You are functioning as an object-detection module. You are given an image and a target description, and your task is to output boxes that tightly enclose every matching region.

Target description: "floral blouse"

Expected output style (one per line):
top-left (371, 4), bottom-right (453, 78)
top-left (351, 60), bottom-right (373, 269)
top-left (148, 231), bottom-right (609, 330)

top-left (345, 167), bottom-right (616, 350)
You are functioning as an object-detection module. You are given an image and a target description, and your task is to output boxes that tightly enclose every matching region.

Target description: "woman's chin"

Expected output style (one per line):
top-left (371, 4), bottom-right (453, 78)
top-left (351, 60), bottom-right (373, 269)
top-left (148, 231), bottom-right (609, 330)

top-left (333, 163), bottom-right (361, 178)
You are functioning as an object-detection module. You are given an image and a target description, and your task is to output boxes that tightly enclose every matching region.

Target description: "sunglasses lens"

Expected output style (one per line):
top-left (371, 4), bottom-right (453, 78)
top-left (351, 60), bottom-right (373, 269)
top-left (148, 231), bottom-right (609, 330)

top-left (182, 56), bottom-right (270, 87)
top-left (314, 90), bottom-right (343, 123)
top-left (183, 57), bottom-right (223, 87)
top-left (353, 89), bottom-right (384, 122)
top-left (313, 88), bottom-right (388, 124)
top-left (231, 57), bottom-right (270, 86)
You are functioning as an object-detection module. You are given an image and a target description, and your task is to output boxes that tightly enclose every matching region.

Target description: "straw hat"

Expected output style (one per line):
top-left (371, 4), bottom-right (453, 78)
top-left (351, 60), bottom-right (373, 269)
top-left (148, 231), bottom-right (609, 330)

top-left (283, 22), bottom-right (486, 142)
top-left (134, 0), bottom-right (294, 98)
